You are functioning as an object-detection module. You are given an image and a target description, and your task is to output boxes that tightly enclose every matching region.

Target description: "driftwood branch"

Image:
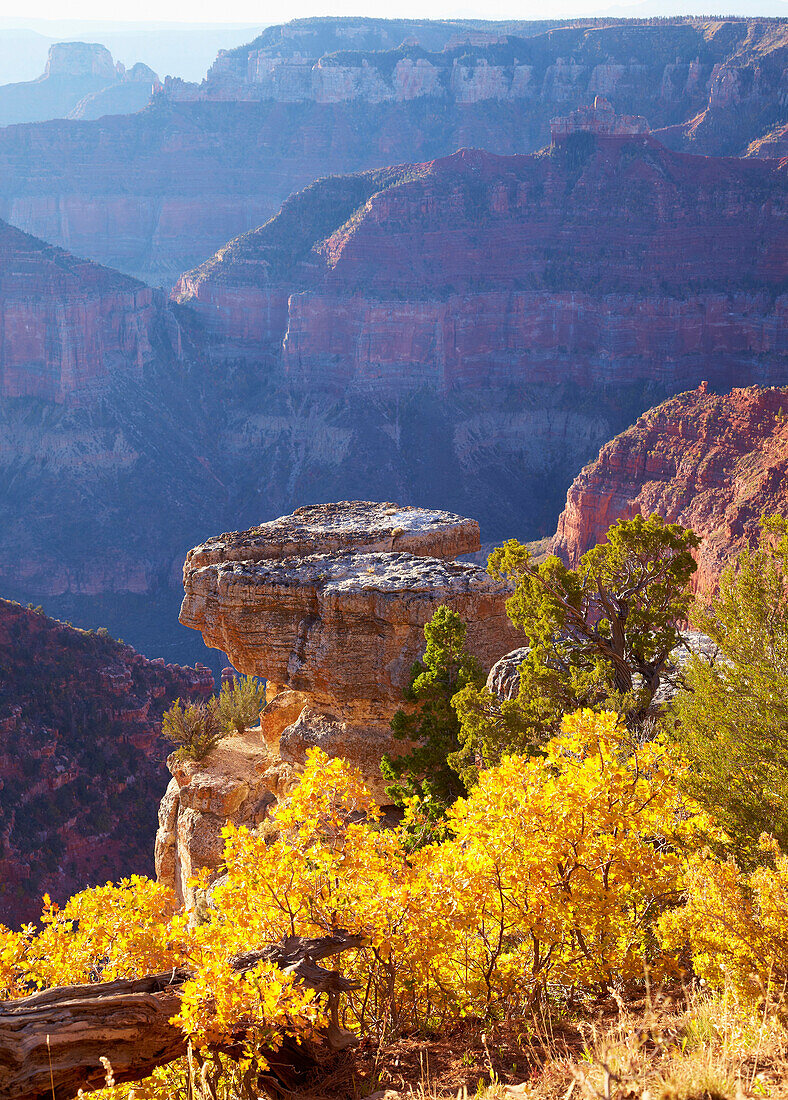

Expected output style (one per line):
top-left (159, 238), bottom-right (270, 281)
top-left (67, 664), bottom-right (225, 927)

top-left (0, 930), bottom-right (364, 1100)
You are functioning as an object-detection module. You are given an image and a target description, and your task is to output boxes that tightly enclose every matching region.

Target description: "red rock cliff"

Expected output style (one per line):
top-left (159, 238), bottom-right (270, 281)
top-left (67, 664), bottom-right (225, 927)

top-left (552, 384), bottom-right (788, 594)
top-left (0, 219), bottom-right (163, 402)
top-left (173, 137), bottom-right (788, 396)
top-left (0, 597), bottom-right (214, 927)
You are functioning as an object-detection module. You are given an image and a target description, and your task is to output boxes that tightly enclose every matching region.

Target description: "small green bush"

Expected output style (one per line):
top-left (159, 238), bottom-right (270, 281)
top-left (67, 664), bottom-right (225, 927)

top-left (162, 698), bottom-right (225, 761)
top-left (217, 675), bottom-right (267, 735)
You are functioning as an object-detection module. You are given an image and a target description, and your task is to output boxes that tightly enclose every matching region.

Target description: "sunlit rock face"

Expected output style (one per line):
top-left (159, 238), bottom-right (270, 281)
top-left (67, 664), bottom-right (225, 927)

top-left (552, 385), bottom-right (788, 597)
top-left (179, 501), bottom-right (519, 794)
top-left (181, 548), bottom-right (517, 720)
top-left (162, 500), bottom-right (519, 900)
top-left (183, 500), bottom-right (480, 573)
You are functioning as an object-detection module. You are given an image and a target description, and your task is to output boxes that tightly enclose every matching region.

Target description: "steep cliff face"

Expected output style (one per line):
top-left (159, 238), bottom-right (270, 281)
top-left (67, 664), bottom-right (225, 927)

top-left (174, 137), bottom-right (788, 397)
top-left (0, 18), bottom-right (781, 283)
top-left (0, 597), bottom-right (213, 927)
top-left (0, 218), bottom-right (166, 402)
top-left (658, 20), bottom-right (788, 158)
top-left (552, 385), bottom-right (788, 595)
top-left (0, 216), bottom-right (229, 667)
top-left (170, 17), bottom-right (784, 126)
top-left (0, 42), bottom-right (158, 128)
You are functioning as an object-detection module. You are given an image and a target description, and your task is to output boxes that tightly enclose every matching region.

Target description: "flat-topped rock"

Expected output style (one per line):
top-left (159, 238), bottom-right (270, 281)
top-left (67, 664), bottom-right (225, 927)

top-left (183, 500), bottom-right (480, 575)
top-left (181, 548), bottom-right (519, 720)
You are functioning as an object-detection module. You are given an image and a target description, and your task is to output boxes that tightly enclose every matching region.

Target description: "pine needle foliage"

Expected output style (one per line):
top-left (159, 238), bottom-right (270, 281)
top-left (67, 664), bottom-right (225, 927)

top-left (380, 605), bottom-right (484, 843)
top-left (670, 514), bottom-right (788, 863)
top-left (453, 514), bottom-right (699, 778)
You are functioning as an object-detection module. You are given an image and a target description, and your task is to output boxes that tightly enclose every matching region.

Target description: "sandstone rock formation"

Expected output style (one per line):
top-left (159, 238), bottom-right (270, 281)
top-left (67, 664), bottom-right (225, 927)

top-left (180, 502), bottom-right (514, 721)
top-left (155, 731), bottom-right (296, 905)
top-left (552, 385), bottom-right (788, 595)
top-left (0, 597), bottom-right (213, 927)
top-left (184, 501), bottom-right (480, 572)
top-left (0, 19), bottom-right (781, 282)
top-left (162, 502), bottom-right (520, 900)
top-left (181, 548), bottom-right (517, 719)
top-left (0, 42), bottom-right (158, 128)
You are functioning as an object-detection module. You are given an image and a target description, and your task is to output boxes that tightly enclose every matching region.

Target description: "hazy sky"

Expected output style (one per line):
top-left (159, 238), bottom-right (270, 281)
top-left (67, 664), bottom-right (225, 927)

top-left (2, 0), bottom-right (787, 29)
top-left (8, 0), bottom-right (788, 21)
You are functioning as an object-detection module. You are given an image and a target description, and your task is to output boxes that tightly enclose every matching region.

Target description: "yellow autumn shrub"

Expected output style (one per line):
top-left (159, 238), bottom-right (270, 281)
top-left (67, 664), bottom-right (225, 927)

top-left (660, 840), bottom-right (788, 1004)
top-left (0, 710), bottom-right (700, 1056)
top-left (0, 924), bottom-right (28, 999)
top-left (180, 710), bottom-right (698, 1036)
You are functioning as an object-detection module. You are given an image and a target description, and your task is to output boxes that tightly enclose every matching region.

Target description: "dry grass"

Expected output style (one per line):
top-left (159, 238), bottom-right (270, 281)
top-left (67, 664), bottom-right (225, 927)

top-left (93, 990), bottom-right (788, 1100)
top-left (325, 990), bottom-right (788, 1100)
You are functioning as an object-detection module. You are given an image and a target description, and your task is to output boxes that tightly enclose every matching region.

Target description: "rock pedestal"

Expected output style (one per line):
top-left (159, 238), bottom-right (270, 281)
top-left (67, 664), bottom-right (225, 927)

top-left (158, 500), bottom-right (521, 903)
top-left (181, 548), bottom-right (517, 721)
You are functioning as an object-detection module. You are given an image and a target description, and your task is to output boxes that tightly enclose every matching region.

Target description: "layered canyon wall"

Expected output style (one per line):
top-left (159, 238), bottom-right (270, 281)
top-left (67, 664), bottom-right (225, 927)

top-left (552, 384), bottom-right (788, 595)
top-left (0, 125), bottom-right (785, 668)
top-left (0, 218), bottom-right (167, 402)
top-left (175, 136), bottom-right (788, 399)
top-left (0, 18), bottom-right (782, 283)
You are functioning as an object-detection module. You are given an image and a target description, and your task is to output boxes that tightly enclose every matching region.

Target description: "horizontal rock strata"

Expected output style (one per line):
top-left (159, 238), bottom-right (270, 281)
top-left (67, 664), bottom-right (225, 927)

top-left (552, 384), bottom-right (788, 595)
top-left (174, 139), bottom-right (788, 399)
top-left (167, 501), bottom-right (520, 897)
top-left (0, 20), bottom-right (782, 283)
top-left (181, 548), bottom-right (518, 720)
top-left (184, 500), bottom-right (480, 573)
top-left (0, 218), bottom-right (165, 402)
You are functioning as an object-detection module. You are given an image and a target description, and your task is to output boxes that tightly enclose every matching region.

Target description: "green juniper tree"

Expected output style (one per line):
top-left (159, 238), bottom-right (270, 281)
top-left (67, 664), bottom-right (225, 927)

top-left (381, 605), bottom-right (484, 845)
top-left (453, 514), bottom-right (700, 782)
top-left (671, 514), bottom-right (788, 862)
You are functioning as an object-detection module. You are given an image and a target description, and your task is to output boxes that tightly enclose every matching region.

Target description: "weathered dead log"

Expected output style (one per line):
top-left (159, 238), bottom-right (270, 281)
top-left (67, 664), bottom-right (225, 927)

top-left (0, 930), bottom-right (363, 1100)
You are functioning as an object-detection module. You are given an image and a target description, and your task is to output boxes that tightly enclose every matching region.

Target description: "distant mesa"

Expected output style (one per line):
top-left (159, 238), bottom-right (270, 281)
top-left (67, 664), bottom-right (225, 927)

top-left (174, 137), bottom-right (788, 401)
top-left (0, 40), bottom-right (159, 127)
top-left (44, 42), bottom-right (118, 81)
top-left (550, 96), bottom-right (650, 144)
top-left (0, 19), bottom-right (783, 283)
